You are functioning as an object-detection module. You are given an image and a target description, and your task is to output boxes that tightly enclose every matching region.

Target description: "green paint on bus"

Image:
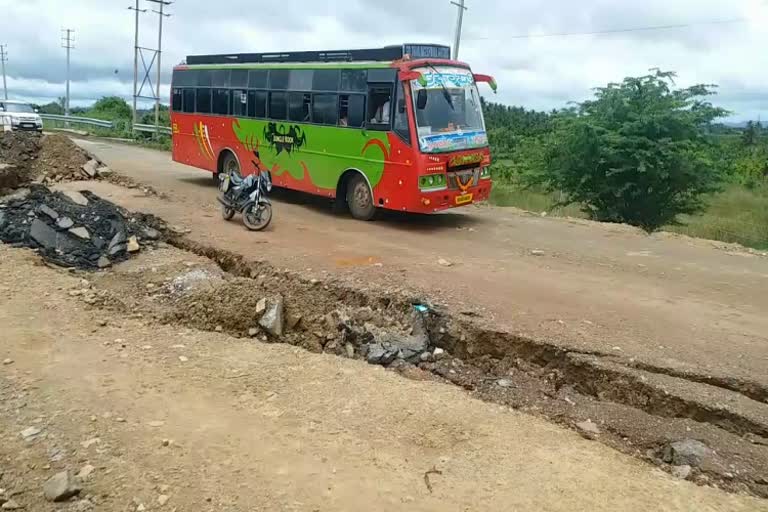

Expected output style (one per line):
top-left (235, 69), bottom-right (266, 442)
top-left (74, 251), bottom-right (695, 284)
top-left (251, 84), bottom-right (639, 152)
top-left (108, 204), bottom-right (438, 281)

top-left (232, 118), bottom-right (389, 190)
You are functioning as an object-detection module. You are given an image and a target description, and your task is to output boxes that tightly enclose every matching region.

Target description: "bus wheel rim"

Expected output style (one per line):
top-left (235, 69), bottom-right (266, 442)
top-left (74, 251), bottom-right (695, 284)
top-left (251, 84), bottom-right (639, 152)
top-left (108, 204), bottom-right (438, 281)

top-left (354, 182), bottom-right (370, 209)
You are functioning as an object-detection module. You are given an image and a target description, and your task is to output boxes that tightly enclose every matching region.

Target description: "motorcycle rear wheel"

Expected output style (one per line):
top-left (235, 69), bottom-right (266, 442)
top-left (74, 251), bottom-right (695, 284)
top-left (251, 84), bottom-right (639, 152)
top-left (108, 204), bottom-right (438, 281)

top-left (221, 205), bottom-right (235, 220)
top-left (242, 202), bottom-right (272, 231)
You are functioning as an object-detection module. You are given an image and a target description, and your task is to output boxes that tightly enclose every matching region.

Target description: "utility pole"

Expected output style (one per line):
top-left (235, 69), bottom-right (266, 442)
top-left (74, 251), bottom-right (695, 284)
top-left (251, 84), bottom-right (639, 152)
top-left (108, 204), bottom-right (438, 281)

top-left (451, 0), bottom-right (467, 60)
top-left (0, 45), bottom-right (8, 100)
top-left (131, 0), bottom-right (171, 134)
top-left (61, 29), bottom-right (75, 117)
top-left (129, 0), bottom-right (147, 126)
top-left (149, 0), bottom-right (172, 130)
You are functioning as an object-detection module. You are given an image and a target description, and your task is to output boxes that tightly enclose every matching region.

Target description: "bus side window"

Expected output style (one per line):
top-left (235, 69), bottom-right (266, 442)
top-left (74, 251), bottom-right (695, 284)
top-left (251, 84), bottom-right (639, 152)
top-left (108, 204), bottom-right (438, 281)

top-left (182, 89), bottom-right (195, 113)
top-left (393, 83), bottom-right (410, 144)
top-left (312, 94), bottom-right (337, 125)
top-left (269, 92), bottom-right (287, 120)
top-left (172, 88), bottom-right (182, 112)
top-left (231, 90), bottom-right (247, 117)
top-left (196, 89), bottom-right (212, 114)
top-left (288, 92), bottom-right (311, 122)
top-left (339, 94), bottom-right (365, 128)
top-left (212, 89), bottom-right (230, 116)
top-left (248, 91), bottom-right (267, 118)
top-left (366, 85), bottom-right (392, 130)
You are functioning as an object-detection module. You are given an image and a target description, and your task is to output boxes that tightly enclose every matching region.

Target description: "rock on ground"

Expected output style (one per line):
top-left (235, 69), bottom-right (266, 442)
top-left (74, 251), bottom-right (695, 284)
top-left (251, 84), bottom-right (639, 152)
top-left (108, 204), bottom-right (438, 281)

top-left (43, 471), bottom-right (81, 502)
top-left (662, 439), bottom-right (713, 467)
top-left (20, 426), bottom-right (42, 439)
top-left (576, 420), bottom-right (601, 435)
top-left (1, 499), bottom-right (22, 510)
top-left (62, 190), bottom-right (89, 206)
top-left (259, 297), bottom-right (285, 336)
top-left (671, 465), bottom-right (692, 480)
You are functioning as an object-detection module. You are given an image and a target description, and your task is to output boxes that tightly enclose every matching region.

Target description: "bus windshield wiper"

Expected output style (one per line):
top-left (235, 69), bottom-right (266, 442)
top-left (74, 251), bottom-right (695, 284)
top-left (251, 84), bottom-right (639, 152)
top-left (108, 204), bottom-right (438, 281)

top-left (425, 62), bottom-right (455, 111)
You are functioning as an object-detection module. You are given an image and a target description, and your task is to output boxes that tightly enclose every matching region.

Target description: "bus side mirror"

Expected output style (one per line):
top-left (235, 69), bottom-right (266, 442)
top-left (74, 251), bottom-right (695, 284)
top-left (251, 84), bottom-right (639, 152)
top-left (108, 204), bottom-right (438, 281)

top-left (397, 99), bottom-right (406, 114)
top-left (416, 89), bottom-right (427, 110)
top-left (34, 108), bottom-right (40, 113)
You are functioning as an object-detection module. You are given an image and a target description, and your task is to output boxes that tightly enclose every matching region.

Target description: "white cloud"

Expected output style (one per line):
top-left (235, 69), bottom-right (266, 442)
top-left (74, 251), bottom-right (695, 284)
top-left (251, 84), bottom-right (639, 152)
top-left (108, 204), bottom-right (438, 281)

top-left (0, 0), bottom-right (766, 120)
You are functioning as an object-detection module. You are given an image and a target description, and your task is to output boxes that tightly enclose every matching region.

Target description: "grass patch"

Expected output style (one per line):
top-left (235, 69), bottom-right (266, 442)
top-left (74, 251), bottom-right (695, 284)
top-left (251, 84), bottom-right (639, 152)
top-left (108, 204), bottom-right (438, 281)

top-left (666, 186), bottom-right (768, 250)
top-left (490, 182), bottom-right (768, 250)
top-left (489, 184), bottom-right (584, 218)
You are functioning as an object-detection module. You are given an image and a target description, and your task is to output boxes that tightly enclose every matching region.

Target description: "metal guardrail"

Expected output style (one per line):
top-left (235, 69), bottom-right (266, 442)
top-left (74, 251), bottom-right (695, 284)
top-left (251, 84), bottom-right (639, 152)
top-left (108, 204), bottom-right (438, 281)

top-left (133, 123), bottom-right (172, 135)
top-left (39, 114), bottom-right (114, 129)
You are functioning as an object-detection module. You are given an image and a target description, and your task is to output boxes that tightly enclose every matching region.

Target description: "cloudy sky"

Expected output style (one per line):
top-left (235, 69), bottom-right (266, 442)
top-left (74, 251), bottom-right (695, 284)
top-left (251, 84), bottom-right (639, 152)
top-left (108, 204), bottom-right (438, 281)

top-left (1, 0), bottom-right (767, 121)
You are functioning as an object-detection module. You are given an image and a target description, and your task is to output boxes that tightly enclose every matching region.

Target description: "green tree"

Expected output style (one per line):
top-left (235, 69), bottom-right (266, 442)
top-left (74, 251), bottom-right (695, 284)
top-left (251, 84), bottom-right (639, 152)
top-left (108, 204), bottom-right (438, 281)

top-left (526, 70), bottom-right (728, 231)
top-left (139, 104), bottom-right (170, 126)
top-left (87, 96), bottom-right (132, 120)
top-left (742, 121), bottom-right (758, 146)
top-left (38, 101), bottom-right (64, 115)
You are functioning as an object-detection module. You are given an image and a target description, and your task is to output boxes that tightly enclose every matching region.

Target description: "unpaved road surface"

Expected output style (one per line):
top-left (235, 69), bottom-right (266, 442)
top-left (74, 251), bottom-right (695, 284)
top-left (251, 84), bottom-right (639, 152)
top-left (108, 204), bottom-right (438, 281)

top-left (1, 245), bottom-right (766, 512)
top-left (72, 138), bottom-right (768, 389)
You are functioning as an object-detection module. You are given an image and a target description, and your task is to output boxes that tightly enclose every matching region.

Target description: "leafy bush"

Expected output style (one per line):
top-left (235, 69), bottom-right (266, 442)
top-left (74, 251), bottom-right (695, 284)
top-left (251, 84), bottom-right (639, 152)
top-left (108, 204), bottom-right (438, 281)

top-left (87, 96), bottom-right (132, 121)
top-left (522, 71), bottom-right (728, 231)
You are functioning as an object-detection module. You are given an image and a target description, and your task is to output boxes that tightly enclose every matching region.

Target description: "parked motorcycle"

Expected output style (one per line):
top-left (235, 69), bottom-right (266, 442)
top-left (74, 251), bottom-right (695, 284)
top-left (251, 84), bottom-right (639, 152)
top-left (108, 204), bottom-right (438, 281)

top-left (217, 159), bottom-right (273, 231)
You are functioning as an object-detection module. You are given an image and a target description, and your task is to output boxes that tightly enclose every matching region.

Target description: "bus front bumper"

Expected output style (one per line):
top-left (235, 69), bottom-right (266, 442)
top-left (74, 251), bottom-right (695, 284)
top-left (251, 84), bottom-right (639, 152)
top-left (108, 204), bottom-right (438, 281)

top-left (413, 180), bottom-right (492, 213)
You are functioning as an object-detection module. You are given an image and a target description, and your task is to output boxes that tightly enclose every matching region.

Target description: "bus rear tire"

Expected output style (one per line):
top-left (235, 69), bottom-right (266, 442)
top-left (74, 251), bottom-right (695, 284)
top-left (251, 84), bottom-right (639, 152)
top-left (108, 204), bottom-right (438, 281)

top-left (346, 174), bottom-right (376, 221)
top-left (221, 152), bottom-right (241, 179)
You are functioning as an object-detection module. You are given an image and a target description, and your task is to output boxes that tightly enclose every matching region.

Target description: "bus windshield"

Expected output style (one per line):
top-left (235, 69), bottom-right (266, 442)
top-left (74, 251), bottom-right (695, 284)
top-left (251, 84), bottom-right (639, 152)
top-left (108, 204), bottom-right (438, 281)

top-left (411, 66), bottom-right (487, 153)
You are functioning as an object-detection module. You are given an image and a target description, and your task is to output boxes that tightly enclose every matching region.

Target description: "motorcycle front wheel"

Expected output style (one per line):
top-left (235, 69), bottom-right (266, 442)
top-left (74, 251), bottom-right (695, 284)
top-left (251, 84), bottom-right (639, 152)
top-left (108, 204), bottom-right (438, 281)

top-left (242, 202), bottom-right (272, 231)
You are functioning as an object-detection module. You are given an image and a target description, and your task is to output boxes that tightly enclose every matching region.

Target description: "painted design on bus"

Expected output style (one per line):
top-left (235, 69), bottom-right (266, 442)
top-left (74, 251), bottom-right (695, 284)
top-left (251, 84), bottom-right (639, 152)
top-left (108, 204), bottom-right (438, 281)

top-left (231, 118), bottom-right (389, 191)
top-left (193, 121), bottom-right (214, 161)
top-left (263, 123), bottom-right (308, 155)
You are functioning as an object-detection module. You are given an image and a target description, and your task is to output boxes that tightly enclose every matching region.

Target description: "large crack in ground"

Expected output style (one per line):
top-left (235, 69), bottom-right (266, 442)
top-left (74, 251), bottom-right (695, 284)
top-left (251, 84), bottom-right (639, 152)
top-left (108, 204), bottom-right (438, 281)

top-left (88, 228), bottom-right (768, 499)
top-left (1, 176), bottom-right (767, 499)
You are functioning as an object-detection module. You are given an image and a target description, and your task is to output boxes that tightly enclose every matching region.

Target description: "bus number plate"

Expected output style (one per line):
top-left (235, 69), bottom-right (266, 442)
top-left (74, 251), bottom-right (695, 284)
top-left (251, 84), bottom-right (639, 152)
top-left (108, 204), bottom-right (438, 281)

top-left (455, 193), bottom-right (473, 205)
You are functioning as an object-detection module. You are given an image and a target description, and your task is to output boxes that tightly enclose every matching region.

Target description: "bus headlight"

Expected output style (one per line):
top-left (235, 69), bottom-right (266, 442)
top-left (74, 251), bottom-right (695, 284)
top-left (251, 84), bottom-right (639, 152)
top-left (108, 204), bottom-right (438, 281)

top-left (419, 174), bottom-right (446, 190)
top-left (480, 167), bottom-right (491, 179)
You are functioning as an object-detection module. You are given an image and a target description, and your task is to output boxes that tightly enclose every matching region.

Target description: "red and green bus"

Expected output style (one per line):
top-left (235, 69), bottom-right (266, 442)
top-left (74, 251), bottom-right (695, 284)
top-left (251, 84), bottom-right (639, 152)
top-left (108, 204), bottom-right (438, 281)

top-left (170, 44), bottom-right (496, 220)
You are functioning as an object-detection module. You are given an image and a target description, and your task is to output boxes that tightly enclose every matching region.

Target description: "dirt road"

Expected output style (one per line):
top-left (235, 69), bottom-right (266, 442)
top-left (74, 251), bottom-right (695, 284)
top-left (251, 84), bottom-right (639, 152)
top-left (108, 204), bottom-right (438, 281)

top-left (72, 138), bottom-right (768, 390)
top-left (1, 245), bottom-right (765, 511)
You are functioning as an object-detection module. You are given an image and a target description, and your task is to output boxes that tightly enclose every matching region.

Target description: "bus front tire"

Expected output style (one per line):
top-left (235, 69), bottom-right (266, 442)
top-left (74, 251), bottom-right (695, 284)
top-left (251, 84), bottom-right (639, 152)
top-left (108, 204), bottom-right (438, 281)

top-left (346, 174), bottom-right (376, 221)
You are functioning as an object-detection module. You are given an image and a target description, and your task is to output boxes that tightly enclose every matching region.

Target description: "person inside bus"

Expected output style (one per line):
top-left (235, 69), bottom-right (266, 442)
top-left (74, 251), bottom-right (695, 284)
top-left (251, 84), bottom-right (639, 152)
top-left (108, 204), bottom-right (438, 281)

top-left (369, 91), bottom-right (391, 124)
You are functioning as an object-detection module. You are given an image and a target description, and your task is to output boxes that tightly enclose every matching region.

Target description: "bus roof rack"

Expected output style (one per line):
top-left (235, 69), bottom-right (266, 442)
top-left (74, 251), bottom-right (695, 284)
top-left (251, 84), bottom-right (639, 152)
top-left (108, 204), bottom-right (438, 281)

top-left (186, 44), bottom-right (452, 65)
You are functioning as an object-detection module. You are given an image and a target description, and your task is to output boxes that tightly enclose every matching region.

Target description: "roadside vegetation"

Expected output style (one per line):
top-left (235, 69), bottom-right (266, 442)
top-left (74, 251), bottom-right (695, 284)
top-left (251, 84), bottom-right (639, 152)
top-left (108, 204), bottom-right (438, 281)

top-left (486, 71), bottom-right (768, 249)
top-left (35, 96), bottom-right (172, 151)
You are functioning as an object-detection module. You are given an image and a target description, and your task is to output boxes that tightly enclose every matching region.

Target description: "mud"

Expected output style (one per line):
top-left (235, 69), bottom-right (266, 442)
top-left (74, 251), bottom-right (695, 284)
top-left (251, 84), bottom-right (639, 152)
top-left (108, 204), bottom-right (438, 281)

top-left (57, 229), bottom-right (768, 499)
top-left (34, 133), bottom-right (99, 183)
top-left (0, 132), bottom-right (42, 188)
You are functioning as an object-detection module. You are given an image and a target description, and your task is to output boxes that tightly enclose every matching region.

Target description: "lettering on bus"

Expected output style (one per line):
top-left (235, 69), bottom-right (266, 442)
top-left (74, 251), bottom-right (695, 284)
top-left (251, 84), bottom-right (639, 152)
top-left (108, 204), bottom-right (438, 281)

top-left (449, 152), bottom-right (484, 168)
top-left (263, 123), bottom-right (308, 155)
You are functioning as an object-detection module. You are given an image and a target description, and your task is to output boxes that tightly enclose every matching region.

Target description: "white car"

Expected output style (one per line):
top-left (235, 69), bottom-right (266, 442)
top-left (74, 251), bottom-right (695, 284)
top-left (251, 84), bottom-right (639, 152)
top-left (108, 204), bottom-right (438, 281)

top-left (0, 100), bottom-right (44, 132)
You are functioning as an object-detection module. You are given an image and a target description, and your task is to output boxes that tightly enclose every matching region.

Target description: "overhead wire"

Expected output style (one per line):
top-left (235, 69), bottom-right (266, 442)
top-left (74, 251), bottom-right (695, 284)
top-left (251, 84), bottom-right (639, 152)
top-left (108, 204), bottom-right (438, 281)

top-left (466, 17), bottom-right (748, 41)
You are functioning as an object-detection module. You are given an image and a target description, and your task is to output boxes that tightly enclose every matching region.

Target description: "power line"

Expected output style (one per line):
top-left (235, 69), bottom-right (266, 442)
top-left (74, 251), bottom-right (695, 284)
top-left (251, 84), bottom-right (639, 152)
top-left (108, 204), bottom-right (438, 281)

top-left (466, 17), bottom-right (748, 41)
top-left (0, 44), bottom-right (7, 100)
